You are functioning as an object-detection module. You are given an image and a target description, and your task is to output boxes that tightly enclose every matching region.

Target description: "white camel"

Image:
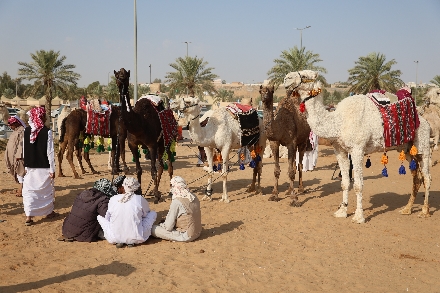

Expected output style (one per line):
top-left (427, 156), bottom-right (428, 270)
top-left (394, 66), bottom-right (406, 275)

top-left (284, 70), bottom-right (431, 223)
top-left (171, 97), bottom-right (266, 203)
top-left (0, 104), bottom-right (10, 123)
top-left (418, 87), bottom-right (440, 151)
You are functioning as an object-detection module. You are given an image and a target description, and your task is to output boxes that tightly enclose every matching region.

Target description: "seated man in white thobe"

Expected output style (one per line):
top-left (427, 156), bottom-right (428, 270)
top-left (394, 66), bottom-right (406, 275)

top-left (151, 176), bottom-right (202, 242)
top-left (22, 106), bottom-right (57, 226)
top-left (97, 177), bottom-right (157, 248)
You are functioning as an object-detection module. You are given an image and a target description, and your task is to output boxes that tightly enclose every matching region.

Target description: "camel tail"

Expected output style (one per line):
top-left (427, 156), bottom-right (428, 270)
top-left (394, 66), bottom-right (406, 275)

top-left (59, 117), bottom-right (67, 142)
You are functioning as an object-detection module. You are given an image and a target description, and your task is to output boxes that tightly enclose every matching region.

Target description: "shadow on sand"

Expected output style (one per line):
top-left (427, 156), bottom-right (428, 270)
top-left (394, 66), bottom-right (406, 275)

top-left (0, 261), bottom-right (136, 293)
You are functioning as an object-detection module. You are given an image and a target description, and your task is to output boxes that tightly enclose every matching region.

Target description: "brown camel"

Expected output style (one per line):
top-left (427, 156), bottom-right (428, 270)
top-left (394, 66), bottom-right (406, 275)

top-left (57, 105), bottom-right (128, 179)
top-left (259, 85), bottom-right (311, 206)
top-left (114, 68), bottom-right (174, 203)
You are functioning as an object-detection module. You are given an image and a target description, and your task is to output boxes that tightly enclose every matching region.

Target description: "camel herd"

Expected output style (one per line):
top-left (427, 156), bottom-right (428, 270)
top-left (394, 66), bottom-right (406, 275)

top-left (4, 69), bottom-right (439, 223)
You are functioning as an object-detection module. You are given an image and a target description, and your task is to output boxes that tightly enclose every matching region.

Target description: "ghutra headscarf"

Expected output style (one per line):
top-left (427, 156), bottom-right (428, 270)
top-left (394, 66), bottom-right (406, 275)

top-left (27, 106), bottom-right (46, 143)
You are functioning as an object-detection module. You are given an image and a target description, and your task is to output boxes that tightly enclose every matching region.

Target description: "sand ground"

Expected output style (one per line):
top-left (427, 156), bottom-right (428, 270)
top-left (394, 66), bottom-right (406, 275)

top-left (1, 136), bottom-right (439, 293)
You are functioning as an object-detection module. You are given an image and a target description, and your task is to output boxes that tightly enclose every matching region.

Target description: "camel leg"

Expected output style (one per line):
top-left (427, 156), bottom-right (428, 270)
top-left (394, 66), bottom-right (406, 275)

top-left (219, 147), bottom-right (230, 203)
top-left (400, 154), bottom-right (431, 217)
top-left (349, 149), bottom-right (365, 224)
top-left (111, 136), bottom-right (121, 175)
top-left (433, 131), bottom-right (439, 151)
top-left (108, 151), bottom-right (112, 170)
top-left (57, 140), bottom-right (68, 177)
top-left (74, 142), bottom-right (88, 175)
top-left (202, 147), bottom-right (214, 201)
top-left (120, 135), bottom-right (129, 173)
top-left (246, 146), bottom-right (258, 193)
top-left (286, 144), bottom-right (301, 207)
top-left (155, 143), bottom-right (167, 204)
top-left (333, 148), bottom-right (350, 218)
top-left (65, 139), bottom-right (80, 179)
top-left (83, 150), bottom-right (99, 174)
top-left (268, 141), bottom-right (281, 201)
top-left (146, 145), bottom-right (160, 204)
top-left (297, 148), bottom-right (305, 194)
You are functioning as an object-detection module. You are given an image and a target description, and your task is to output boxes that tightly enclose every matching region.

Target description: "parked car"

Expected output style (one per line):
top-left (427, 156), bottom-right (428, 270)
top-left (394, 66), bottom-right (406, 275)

top-left (51, 104), bottom-right (66, 118)
top-left (257, 110), bottom-right (263, 119)
top-left (7, 107), bottom-right (19, 116)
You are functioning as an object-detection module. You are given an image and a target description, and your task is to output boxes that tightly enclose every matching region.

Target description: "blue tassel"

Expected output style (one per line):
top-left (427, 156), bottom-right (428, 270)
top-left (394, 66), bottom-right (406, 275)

top-left (399, 164), bottom-right (406, 175)
top-left (217, 163), bottom-right (222, 171)
top-left (239, 163), bottom-right (245, 170)
top-left (381, 167), bottom-right (388, 177)
top-left (249, 160), bottom-right (256, 168)
top-left (365, 158), bottom-right (371, 168)
top-left (213, 165), bottom-right (218, 172)
top-left (256, 154), bottom-right (261, 162)
top-left (409, 159), bottom-right (417, 171)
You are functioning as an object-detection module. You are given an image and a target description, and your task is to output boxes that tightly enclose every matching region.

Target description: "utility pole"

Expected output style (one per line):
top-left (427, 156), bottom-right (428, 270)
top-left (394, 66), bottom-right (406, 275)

top-left (414, 60), bottom-right (419, 105)
top-left (149, 64), bottom-right (151, 85)
top-left (133, 0), bottom-right (138, 103)
top-left (295, 26), bottom-right (311, 50)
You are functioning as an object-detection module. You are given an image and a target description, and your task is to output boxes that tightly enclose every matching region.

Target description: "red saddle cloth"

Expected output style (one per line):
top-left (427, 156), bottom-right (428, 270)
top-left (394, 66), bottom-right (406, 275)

top-left (157, 108), bottom-right (178, 147)
top-left (370, 96), bottom-right (420, 148)
top-left (85, 104), bottom-right (111, 137)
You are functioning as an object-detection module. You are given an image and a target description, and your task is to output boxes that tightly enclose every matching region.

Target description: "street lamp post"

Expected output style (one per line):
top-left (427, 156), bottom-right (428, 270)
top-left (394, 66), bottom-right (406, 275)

top-left (149, 64), bottom-right (151, 85)
top-left (295, 26), bottom-right (311, 50)
top-left (133, 0), bottom-right (138, 104)
top-left (414, 60), bottom-right (419, 105)
top-left (183, 41), bottom-right (191, 57)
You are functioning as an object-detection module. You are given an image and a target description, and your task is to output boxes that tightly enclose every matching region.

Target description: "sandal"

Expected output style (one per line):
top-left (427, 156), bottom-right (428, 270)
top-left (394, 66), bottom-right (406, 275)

top-left (57, 236), bottom-right (75, 242)
top-left (25, 220), bottom-right (33, 226)
top-left (116, 243), bottom-right (125, 248)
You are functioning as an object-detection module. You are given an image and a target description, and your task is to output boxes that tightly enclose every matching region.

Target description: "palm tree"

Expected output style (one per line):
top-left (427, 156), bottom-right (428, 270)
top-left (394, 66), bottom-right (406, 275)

top-left (430, 75), bottom-right (440, 87)
top-left (18, 50), bottom-right (80, 124)
top-left (165, 56), bottom-right (218, 98)
top-left (212, 88), bottom-right (235, 106)
top-left (347, 52), bottom-right (403, 94)
top-left (267, 46), bottom-right (327, 88)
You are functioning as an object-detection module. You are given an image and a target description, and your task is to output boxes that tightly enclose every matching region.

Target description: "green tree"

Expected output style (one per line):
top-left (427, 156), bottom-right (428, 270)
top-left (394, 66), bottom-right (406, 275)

top-left (165, 56), bottom-right (218, 97)
top-left (105, 76), bottom-right (119, 102)
top-left (347, 52), bottom-right (403, 94)
top-left (17, 50), bottom-right (80, 124)
top-left (430, 75), bottom-right (440, 87)
top-left (3, 88), bottom-right (14, 99)
top-left (213, 88), bottom-right (235, 105)
top-left (152, 78), bottom-right (162, 83)
top-left (0, 72), bottom-right (16, 97)
top-left (267, 46), bottom-right (327, 88)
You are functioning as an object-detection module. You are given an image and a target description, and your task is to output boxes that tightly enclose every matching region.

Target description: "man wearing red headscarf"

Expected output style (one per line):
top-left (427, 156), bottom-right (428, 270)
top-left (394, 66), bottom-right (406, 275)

top-left (4, 115), bottom-right (26, 196)
top-left (22, 106), bottom-right (57, 226)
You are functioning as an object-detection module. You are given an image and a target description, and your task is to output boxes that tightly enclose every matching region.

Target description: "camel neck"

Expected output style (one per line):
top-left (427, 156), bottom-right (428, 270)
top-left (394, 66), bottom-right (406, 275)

top-left (262, 100), bottom-right (275, 138)
top-left (304, 94), bottom-right (339, 139)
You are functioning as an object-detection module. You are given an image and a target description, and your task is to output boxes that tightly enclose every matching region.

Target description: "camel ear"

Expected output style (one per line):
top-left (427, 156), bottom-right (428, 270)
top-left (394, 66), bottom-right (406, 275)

top-left (114, 70), bottom-right (117, 76)
top-left (127, 70), bottom-right (130, 77)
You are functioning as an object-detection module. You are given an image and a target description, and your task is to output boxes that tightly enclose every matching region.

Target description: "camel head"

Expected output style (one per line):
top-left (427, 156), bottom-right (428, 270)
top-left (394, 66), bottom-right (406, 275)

top-left (171, 96), bottom-right (201, 118)
top-left (259, 85), bottom-right (274, 106)
top-left (425, 87), bottom-right (440, 106)
top-left (114, 68), bottom-right (130, 95)
top-left (283, 70), bottom-right (322, 102)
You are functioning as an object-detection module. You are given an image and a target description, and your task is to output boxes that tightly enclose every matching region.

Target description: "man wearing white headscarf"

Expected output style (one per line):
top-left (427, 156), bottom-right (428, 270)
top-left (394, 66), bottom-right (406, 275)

top-left (4, 115), bottom-right (26, 196)
top-left (22, 106), bottom-right (57, 226)
top-left (151, 176), bottom-right (202, 242)
top-left (97, 177), bottom-right (157, 248)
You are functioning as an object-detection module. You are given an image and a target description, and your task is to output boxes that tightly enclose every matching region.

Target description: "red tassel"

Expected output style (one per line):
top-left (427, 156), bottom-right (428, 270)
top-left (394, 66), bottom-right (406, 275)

top-left (299, 103), bottom-right (305, 113)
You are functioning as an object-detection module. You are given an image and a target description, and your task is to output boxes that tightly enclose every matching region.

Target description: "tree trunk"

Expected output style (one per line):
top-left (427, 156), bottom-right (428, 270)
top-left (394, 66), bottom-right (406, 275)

top-left (45, 86), bottom-right (52, 128)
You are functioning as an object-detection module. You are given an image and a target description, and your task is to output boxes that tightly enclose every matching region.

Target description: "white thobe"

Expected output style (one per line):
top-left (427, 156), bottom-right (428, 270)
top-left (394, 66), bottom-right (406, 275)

top-left (296, 132), bottom-right (319, 172)
top-left (22, 130), bottom-right (55, 217)
top-left (97, 194), bottom-right (157, 245)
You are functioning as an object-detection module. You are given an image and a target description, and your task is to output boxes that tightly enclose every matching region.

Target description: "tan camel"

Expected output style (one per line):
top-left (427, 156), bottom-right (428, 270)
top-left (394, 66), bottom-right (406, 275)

top-left (259, 85), bottom-right (311, 206)
top-left (418, 87), bottom-right (440, 151)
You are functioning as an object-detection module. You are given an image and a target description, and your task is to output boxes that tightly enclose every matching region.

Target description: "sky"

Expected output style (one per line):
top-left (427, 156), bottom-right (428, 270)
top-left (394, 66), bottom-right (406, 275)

top-left (0, 0), bottom-right (439, 88)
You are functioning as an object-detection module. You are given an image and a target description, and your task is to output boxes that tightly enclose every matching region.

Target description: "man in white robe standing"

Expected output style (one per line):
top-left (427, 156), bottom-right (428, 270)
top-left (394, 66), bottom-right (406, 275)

top-left (22, 106), bottom-right (57, 226)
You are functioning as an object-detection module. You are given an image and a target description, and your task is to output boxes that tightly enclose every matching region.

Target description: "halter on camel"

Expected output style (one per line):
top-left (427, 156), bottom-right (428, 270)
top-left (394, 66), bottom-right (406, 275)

top-left (285, 72), bottom-right (321, 112)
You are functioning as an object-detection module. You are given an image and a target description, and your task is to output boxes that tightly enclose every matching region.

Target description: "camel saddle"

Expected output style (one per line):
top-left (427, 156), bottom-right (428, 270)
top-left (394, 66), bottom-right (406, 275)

top-left (83, 98), bottom-right (112, 137)
top-left (226, 103), bottom-right (260, 147)
top-left (368, 91), bottom-right (420, 148)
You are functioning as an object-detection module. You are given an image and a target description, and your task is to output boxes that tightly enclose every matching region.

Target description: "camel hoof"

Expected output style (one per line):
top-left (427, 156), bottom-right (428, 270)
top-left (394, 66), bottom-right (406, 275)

top-left (334, 206), bottom-right (348, 218)
top-left (219, 198), bottom-right (230, 203)
top-left (59, 174), bottom-right (66, 177)
top-left (203, 166), bottom-right (211, 172)
top-left (74, 176), bottom-right (82, 179)
top-left (81, 170), bottom-right (87, 174)
top-left (351, 209), bottom-right (365, 223)
top-left (434, 145), bottom-right (439, 151)
top-left (92, 171), bottom-right (100, 175)
top-left (290, 200), bottom-right (302, 207)
top-left (297, 186), bottom-right (304, 194)
top-left (399, 207), bottom-right (412, 215)
top-left (201, 195), bottom-right (212, 201)
top-left (268, 196), bottom-right (280, 202)
top-left (418, 211), bottom-right (430, 218)
top-left (246, 186), bottom-right (256, 193)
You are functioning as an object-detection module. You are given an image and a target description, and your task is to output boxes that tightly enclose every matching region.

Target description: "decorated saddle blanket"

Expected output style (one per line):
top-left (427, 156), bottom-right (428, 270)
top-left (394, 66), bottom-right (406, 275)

top-left (226, 103), bottom-right (260, 147)
top-left (85, 99), bottom-right (112, 137)
top-left (157, 108), bottom-right (178, 147)
top-left (369, 93), bottom-right (420, 148)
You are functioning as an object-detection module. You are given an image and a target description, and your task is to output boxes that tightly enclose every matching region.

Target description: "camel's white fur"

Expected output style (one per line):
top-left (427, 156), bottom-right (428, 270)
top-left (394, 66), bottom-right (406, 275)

top-left (0, 104), bottom-right (10, 123)
top-left (171, 97), bottom-right (266, 203)
top-left (286, 70), bottom-right (431, 223)
top-left (57, 105), bottom-right (71, 137)
top-left (418, 87), bottom-right (440, 151)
